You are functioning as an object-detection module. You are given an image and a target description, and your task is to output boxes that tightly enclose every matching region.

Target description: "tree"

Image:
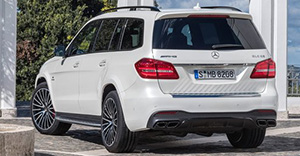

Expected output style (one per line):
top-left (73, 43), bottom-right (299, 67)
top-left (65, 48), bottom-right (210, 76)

top-left (154, 0), bottom-right (159, 8)
top-left (16, 0), bottom-right (104, 101)
top-left (101, 0), bottom-right (117, 11)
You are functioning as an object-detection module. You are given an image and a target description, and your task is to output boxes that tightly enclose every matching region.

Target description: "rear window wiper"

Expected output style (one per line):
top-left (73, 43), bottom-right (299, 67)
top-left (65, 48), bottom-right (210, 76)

top-left (212, 44), bottom-right (244, 50)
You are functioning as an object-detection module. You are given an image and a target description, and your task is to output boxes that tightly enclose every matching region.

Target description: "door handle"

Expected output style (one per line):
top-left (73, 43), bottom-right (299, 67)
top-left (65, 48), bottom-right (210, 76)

top-left (99, 60), bottom-right (106, 67)
top-left (73, 62), bottom-right (79, 68)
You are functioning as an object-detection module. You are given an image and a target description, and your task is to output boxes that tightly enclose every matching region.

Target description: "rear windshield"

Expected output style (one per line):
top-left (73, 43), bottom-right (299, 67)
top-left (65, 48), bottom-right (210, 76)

top-left (153, 17), bottom-right (266, 50)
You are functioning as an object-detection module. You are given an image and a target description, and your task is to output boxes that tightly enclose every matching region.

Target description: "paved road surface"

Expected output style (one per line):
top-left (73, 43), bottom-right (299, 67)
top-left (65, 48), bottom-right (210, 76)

top-left (1, 118), bottom-right (300, 156)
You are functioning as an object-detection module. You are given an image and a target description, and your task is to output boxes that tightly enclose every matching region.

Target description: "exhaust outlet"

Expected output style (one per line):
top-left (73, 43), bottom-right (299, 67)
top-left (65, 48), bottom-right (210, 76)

top-left (257, 120), bottom-right (267, 127)
top-left (155, 122), bottom-right (167, 129)
top-left (166, 121), bottom-right (180, 128)
top-left (267, 120), bottom-right (276, 127)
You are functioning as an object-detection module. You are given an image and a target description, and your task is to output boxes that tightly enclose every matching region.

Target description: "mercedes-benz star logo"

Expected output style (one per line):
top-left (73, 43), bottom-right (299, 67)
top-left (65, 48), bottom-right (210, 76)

top-left (211, 51), bottom-right (220, 59)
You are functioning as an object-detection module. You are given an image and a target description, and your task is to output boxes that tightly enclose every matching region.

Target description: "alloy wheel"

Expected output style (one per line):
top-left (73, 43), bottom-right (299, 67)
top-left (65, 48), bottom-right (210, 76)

top-left (102, 98), bottom-right (118, 146)
top-left (32, 88), bottom-right (55, 130)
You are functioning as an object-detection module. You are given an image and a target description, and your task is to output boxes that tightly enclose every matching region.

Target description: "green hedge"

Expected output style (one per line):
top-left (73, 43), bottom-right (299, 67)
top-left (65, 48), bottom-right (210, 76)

top-left (16, 0), bottom-right (110, 101)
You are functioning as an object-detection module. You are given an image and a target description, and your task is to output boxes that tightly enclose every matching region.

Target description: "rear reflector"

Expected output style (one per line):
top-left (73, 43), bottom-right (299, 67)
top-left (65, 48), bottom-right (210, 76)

top-left (188, 15), bottom-right (229, 18)
top-left (156, 111), bottom-right (177, 115)
top-left (257, 110), bottom-right (276, 113)
top-left (135, 58), bottom-right (179, 79)
top-left (250, 58), bottom-right (276, 79)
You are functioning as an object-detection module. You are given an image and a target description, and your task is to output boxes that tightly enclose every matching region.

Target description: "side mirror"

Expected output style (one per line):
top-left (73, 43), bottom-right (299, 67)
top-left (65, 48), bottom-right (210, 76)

top-left (54, 45), bottom-right (66, 57)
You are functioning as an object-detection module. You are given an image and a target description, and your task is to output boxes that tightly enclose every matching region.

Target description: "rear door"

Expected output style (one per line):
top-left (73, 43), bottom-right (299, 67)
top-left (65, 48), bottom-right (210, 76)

top-left (152, 15), bottom-right (270, 96)
top-left (78, 18), bottom-right (122, 115)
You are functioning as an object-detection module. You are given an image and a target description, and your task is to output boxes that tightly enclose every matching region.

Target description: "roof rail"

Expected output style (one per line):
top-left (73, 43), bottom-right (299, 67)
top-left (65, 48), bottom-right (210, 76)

top-left (103, 6), bottom-right (160, 13)
top-left (201, 6), bottom-right (242, 12)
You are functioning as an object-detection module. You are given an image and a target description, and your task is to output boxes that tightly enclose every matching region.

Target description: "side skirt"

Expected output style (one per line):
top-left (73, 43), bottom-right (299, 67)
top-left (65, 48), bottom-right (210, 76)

top-left (56, 112), bottom-right (101, 127)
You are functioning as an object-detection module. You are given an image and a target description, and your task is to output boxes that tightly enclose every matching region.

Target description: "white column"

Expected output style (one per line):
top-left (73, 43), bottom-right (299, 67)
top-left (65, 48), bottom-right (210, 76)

top-left (118, 0), bottom-right (154, 7)
top-left (249, 0), bottom-right (273, 52)
top-left (273, 0), bottom-right (288, 112)
top-left (0, 0), bottom-right (17, 117)
top-left (250, 0), bottom-right (288, 117)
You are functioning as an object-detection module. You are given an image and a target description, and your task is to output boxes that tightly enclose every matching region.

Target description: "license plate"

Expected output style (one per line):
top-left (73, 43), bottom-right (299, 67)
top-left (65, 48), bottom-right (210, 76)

top-left (194, 69), bottom-right (236, 80)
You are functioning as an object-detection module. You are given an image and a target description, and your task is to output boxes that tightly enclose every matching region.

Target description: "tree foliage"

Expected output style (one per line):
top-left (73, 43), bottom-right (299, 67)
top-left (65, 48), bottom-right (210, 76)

top-left (154, 0), bottom-right (159, 7)
top-left (16, 0), bottom-right (107, 101)
top-left (101, 0), bottom-right (117, 11)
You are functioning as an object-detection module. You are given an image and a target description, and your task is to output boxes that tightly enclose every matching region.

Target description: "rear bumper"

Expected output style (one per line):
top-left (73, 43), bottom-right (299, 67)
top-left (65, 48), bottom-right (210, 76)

top-left (147, 110), bottom-right (276, 133)
top-left (119, 78), bottom-right (278, 132)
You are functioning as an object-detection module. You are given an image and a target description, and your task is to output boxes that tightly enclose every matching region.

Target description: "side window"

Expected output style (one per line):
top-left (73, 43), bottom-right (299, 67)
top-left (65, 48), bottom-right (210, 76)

top-left (109, 19), bottom-right (126, 51)
top-left (94, 19), bottom-right (118, 52)
top-left (121, 19), bottom-right (144, 50)
top-left (68, 20), bottom-right (100, 56)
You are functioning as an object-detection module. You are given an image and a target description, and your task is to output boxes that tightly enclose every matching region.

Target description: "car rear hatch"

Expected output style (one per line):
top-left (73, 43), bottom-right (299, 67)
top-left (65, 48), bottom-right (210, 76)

top-left (152, 12), bottom-right (272, 96)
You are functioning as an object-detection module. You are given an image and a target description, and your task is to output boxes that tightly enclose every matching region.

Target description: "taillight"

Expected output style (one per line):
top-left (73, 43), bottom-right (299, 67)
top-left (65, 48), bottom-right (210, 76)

top-left (250, 59), bottom-right (276, 79)
top-left (135, 58), bottom-right (179, 79)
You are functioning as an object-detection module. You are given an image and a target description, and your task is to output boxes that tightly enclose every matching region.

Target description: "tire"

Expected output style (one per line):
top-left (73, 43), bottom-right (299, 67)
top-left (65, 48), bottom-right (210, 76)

top-left (101, 91), bottom-right (139, 153)
top-left (30, 82), bottom-right (71, 135)
top-left (226, 128), bottom-right (266, 148)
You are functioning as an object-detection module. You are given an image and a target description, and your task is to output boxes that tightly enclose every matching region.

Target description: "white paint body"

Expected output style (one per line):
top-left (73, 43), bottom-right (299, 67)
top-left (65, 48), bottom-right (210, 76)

top-left (35, 9), bottom-right (278, 131)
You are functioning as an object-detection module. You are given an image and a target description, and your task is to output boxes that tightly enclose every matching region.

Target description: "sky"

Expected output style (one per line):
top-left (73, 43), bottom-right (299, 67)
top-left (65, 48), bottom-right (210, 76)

top-left (156, 0), bottom-right (300, 66)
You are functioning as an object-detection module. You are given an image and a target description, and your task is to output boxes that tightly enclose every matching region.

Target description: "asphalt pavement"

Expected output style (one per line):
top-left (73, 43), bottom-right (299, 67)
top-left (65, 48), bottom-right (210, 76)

top-left (1, 118), bottom-right (300, 156)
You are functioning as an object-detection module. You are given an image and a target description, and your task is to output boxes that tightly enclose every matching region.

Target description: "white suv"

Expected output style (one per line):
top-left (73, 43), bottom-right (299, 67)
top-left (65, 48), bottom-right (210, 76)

top-left (31, 6), bottom-right (278, 153)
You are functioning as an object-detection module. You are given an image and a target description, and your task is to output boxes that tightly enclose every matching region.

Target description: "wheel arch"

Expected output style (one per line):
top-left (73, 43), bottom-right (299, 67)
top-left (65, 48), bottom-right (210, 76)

top-left (102, 84), bottom-right (117, 103)
top-left (101, 82), bottom-right (128, 121)
top-left (35, 74), bottom-right (50, 88)
top-left (36, 77), bottom-right (47, 86)
top-left (34, 73), bottom-right (57, 110)
top-left (100, 77), bottom-right (126, 104)
top-left (100, 77), bottom-right (137, 130)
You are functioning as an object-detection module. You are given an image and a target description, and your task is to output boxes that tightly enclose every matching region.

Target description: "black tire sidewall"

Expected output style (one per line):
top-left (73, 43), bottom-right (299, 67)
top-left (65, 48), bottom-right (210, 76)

top-left (101, 91), bottom-right (130, 152)
top-left (227, 128), bottom-right (266, 148)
